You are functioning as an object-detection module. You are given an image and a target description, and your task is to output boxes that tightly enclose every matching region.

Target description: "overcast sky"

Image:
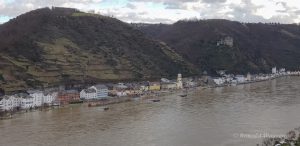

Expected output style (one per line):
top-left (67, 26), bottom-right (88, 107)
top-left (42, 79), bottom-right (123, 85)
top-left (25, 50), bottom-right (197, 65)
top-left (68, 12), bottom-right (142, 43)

top-left (1, 0), bottom-right (300, 24)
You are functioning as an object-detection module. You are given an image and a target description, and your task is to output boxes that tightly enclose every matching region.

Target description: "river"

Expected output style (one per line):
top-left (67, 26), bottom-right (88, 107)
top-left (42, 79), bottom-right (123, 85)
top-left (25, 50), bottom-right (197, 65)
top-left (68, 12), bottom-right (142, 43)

top-left (1, 76), bottom-right (300, 146)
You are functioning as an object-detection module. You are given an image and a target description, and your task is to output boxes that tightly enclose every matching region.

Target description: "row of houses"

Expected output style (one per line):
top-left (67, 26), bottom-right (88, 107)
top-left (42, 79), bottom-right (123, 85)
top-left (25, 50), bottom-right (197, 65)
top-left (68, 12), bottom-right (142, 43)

top-left (210, 67), bottom-right (300, 86)
top-left (211, 74), bottom-right (251, 86)
top-left (0, 91), bottom-right (57, 111)
top-left (0, 88), bottom-right (88, 112)
top-left (80, 82), bottom-right (166, 99)
top-left (1, 73), bottom-right (194, 112)
top-left (80, 74), bottom-right (192, 99)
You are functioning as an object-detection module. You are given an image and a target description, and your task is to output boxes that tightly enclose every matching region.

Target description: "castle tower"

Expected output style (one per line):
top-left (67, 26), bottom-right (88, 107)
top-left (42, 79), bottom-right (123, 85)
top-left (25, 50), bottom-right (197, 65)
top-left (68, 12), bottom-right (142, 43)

top-left (177, 73), bottom-right (183, 89)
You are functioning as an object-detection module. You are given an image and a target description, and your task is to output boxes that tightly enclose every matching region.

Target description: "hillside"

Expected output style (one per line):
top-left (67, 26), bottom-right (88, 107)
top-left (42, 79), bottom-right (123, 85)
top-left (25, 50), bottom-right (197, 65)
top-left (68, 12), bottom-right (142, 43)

top-left (135, 20), bottom-right (300, 74)
top-left (0, 7), bottom-right (197, 93)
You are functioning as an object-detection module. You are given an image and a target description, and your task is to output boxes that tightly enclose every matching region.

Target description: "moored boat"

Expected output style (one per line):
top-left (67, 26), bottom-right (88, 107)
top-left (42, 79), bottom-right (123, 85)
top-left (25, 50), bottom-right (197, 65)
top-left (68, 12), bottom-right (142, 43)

top-left (88, 102), bottom-right (103, 107)
top-left (69, 100), bottom-right (84, 104)
top-left (52, 101), bottom-right (60, 106)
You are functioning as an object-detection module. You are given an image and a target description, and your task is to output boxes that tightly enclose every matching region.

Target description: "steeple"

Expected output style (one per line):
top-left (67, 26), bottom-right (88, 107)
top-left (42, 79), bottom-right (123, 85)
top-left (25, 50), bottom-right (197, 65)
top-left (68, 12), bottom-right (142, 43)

top-left (177, 73), bottom-right (183, 89)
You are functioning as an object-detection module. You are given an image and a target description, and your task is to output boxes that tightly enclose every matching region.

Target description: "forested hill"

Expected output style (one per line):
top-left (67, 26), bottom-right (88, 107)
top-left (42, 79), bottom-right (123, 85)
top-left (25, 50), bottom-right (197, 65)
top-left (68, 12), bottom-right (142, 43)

top-left (135, 20), bottom-right (300, 74)
top-left (0, 7), bottom-right (197, 93)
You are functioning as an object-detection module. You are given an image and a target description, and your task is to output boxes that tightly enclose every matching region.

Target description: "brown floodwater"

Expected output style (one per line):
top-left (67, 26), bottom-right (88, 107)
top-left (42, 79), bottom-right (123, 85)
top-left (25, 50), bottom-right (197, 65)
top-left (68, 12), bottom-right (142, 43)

top-left (1, 76), bottom-right (300, 146)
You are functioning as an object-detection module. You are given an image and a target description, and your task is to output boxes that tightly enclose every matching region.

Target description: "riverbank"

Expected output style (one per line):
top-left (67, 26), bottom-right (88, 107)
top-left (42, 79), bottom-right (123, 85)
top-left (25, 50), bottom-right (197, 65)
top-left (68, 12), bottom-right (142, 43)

top-left (0, 89), bottom-right (187, 120)
top-left (1, 74), bottom-right (299, 120)
top-left (1, 76), bottom-right (300, 146)
top-left (211, 73), bottom-right (300, 88)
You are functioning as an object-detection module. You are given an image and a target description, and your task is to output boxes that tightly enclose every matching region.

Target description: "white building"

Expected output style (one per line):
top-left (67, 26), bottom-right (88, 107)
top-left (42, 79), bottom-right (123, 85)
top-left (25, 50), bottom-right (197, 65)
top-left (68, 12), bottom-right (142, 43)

top-left (272, 67), bottom-right (277, 74)
top-left (177, 74), bottom-right (183, 89)
top-left (139, 85), bottom-right (149, 91)
top-left (213, 78), bottom-right (225, 85)
top-left (28, 91), bottom-right (43, 107)
top-left (235, 75), bottom-right (246, 83)
top-left (116, 91), bottom-right (127, 97)
top-left (184, 79), bottom-right (197, 88)
top-left (80, 88), bottom-right (97, 100)
top-left (28, 90), bottom-right (57, 106)
top-left (1, 95), bottom-right (21, 111)
top-left (42, 92), bottom-right (57, 105)
top-left (279, 68), bottom-right (286, 73)
top-left (21, 95), bottom-right (34, 109)
top-left (0, 97), bottom-right (3, 111)
top-left (89, 84), bottom-right (108, 99)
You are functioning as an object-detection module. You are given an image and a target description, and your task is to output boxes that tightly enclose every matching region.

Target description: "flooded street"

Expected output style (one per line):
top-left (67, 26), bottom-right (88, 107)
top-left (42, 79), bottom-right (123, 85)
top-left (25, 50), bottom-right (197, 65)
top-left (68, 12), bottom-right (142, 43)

top-left (1, 76), bottom-right (300, 146)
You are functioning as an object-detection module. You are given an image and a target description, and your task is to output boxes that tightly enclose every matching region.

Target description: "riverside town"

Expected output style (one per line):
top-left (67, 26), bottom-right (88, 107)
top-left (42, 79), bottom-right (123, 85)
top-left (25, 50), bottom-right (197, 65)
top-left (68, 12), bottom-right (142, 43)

top-left (1, 67), bottom-right (300, 119)
top-left (3, 2), bottom-right (300, 146)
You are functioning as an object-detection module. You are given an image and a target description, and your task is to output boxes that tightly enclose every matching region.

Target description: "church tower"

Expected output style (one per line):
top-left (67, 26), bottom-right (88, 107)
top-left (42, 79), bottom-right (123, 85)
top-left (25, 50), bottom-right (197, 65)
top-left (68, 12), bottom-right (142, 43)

top-left (177, 73), bottom-right (183, 89)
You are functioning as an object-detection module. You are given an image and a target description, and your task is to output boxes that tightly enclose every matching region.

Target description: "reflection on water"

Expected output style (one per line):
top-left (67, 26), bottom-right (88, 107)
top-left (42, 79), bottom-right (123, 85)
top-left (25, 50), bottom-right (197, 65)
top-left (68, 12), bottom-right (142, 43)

top-left (1, 76), bottom-right (300, 146)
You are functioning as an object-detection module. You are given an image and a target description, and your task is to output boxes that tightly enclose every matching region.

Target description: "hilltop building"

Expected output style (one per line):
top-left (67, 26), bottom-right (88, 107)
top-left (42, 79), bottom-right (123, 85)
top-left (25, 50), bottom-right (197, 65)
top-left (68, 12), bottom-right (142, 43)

top-left (217, 36), bottom-right (234, 47)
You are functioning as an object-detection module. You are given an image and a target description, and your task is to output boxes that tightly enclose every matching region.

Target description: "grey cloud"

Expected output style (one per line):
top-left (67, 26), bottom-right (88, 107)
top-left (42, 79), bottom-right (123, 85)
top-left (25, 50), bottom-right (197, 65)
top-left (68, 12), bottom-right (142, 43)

top-left (225, 0), bottom-right (298, 23)
top-left (101, 9), bottom-right (173, 23)
top-left (126, 3), bottom-right (137, 9)
top-left (125, 0), bottom-right (299, 23)
top-left (129, 0), bottom-right (198, 2)
top-left (138, 11), bottom-right (148, 15)
top-left (276, 1), bottom-right (287, 7)
top-left (164, 2), bottom-right (188, 9)
top-left (276, 10), bottom-right (287, 13)
top-left (130, 0), bottom-right (227, 10)
top-left (201, 0), bottom-right (226, 3)
top-left (129, 0), bottom-right (199, 10)
top-left (0, 0), bottom-right (102, 17)
top-left (295, 10), bottom-right (300, 14)
top-left (1, 0), bottom-right (300, 24)
top-left (226, 1), bottom-right (271, 23)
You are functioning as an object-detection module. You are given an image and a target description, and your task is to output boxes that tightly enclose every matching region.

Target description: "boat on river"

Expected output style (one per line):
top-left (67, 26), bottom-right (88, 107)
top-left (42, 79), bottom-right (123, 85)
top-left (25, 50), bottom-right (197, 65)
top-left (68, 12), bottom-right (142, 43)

top-left (151, 99), bottom-right (160, 102)
top-left (179, 89), bottom-right (188, 97)
top-left (179, 94), bottom-right (187, 97)
top-left (69, 100), bottom-right (84, 104)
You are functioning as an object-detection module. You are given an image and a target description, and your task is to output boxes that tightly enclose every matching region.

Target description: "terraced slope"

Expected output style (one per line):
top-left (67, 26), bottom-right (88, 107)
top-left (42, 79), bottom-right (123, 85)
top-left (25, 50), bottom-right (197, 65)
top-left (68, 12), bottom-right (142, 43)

top-left (0, 7), bottom-right (197, 93)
